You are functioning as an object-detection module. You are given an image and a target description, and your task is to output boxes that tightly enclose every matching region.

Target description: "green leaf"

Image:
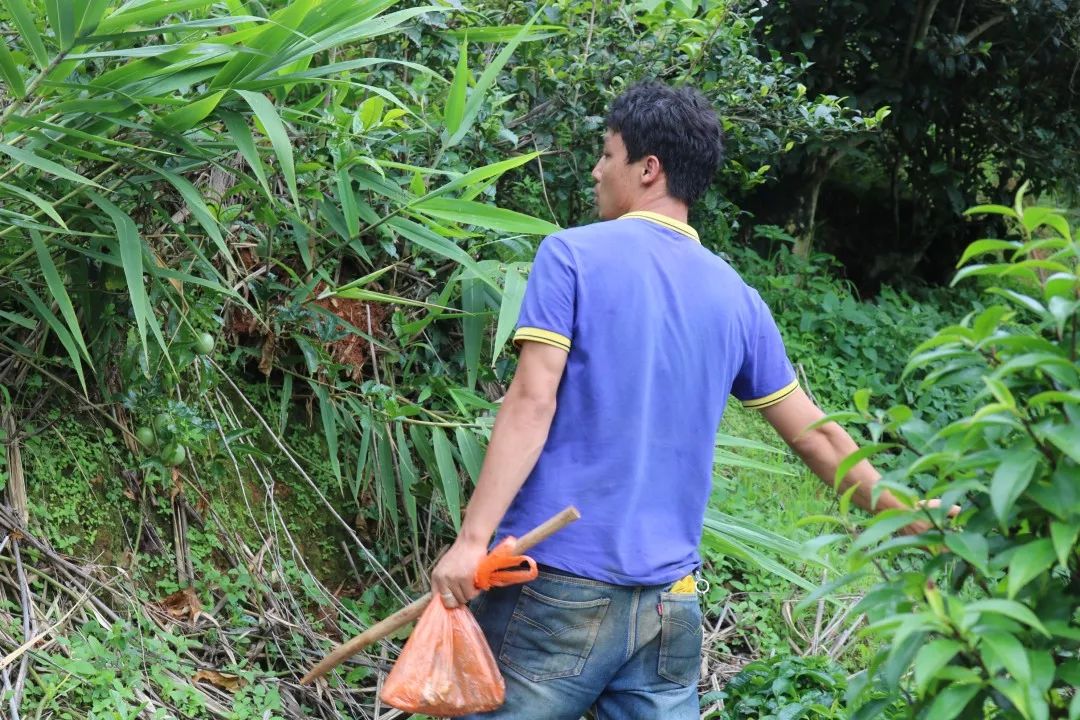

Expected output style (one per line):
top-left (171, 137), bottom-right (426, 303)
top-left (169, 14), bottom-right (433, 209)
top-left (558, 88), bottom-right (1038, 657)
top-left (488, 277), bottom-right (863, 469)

top-left (444, 24), bottom-right (565, 42)
top-left (19, 283), bottom-right (88, 395)
top-left (1042, 423), bottom-right (1080, 464)
top-left (925, 683), bottom-right (982, 720)
top-left (967, 600), bottom-right (1049, 636)
top-left (945, 532), bottom-right (990, 575)
top-left (0, 181), bottom-right (66, 228)
top-left (386, 217), bottom-right (499, 292)
top-left (158, 90), bottom-right (226, 132)
top-left (446, 11), bottom-right (540, 147)
top-left (956, 239), bottom-right (1022, 267)
top-left (414, 197), bottom-right (561, 235)
top-left (990, 445), bottom-right (1038, 525)
top-left (981, 632), bottom-right (1031, 685)
top-left (0, 38), bottom-right (26, 98)
top-left (394, 422), bottom-right (419, 549)
top-left (0, 144), bottom-right (103, 188)
top-left (74, 0), bottom-right (110, 37)
top-left (0, 309), bottom-right (36, 330)
top-left (44, 0), bottom-right (75, 51)
top-left (31, 231), bottom-right (91, 366)
top-left (461, 276), bottom-right (484, 389)
top-left (88, 192), bottom-right (168, 365)
top-left (432, 427), bottom-right (461, 532)
top-left (374, 426), bottom-right (399, 531)
top-left (1050, 520), bottom-right (1080, 568)
top-left (1008, 539), bottom-right (1056, 599)
top-left (454, 427), bottom-right (484, 487)
top-left (312, 382), bottom-right (341, 489)
top-left (835, 443), bottom-right (895, 489)
top-left (2, 0), bottom-right (49, 68)
top-left (94, 0), bottom-right (214, 36)
top-left (914, 639), bottom-right (962, 696)
top-left (220, 110), bottom-right (272, 201)
top-left (964, 203), bottom-right (1018, 219)
top-left (493, 263), bottom-right (526, 363)
top-left (444, 39), bottom-right (468, 135)
top-left (237, 90), bottom-right (299, 209)
top-left (151, 167), bottom-right (238, 273)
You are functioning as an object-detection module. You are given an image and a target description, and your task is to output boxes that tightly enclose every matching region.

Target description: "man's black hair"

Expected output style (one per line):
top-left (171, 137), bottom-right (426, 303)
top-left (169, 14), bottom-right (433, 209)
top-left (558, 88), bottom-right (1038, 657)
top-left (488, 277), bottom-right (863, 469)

top-left (605, 81), bottom-right (724, 205)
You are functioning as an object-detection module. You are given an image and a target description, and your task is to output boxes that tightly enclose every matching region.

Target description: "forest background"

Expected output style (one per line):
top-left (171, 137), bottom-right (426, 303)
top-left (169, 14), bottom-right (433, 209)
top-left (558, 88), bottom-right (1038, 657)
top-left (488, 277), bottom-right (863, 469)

top-left (0, 0), bottom-right (1079, 718)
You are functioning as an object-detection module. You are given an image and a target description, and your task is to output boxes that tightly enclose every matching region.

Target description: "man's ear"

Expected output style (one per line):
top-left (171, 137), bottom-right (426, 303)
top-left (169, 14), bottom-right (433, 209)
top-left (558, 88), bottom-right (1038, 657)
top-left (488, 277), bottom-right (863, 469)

top-left (640, 155), bottom-right (664, 187)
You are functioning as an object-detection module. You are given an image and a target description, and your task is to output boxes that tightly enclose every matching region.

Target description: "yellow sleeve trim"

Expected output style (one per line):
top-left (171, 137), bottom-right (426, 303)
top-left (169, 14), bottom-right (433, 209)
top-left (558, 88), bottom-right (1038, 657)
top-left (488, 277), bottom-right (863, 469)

top-left (513, 327), bottom-right (571, 352)
top-left (741, 379), bottom-right (799, 409)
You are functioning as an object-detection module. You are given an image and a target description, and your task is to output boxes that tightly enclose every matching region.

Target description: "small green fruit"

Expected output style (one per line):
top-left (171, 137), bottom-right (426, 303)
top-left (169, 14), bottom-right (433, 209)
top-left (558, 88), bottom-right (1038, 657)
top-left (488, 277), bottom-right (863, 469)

top-left (135, 426), bottom-right (156, 448)
top-left (193, 332), bottom-right (215, 355)
top-left (161, 444), bottom-right (186, 466)
top-left (153, 412), bottom-right (172, 435)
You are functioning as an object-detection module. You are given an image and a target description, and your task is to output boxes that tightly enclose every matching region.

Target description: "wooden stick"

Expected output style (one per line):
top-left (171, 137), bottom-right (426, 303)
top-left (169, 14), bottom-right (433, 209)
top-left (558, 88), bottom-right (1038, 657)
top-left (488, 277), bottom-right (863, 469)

top-left (300, 505), bottom-right (580, 685)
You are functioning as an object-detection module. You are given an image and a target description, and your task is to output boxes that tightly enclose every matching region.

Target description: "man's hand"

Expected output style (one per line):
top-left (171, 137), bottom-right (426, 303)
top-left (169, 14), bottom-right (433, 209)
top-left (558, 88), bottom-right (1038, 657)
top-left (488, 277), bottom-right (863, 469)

top-left (430, 536), bottom-right (489, 609)
top-left (900, 498), bottom-right (961, 536)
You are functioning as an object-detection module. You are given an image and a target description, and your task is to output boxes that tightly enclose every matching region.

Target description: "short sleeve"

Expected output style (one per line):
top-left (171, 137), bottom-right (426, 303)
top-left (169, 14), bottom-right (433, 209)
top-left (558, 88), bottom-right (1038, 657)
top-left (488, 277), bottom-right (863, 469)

top-left (731, 292), bottom-right (798, 409)
top-left (512, 236), bottom-right (576, 352)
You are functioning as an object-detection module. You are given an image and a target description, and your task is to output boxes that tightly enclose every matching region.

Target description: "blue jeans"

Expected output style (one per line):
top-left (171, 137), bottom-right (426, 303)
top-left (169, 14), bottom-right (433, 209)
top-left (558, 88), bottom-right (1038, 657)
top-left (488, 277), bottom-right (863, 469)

top-left (460, 567), bottom-right (702, 720)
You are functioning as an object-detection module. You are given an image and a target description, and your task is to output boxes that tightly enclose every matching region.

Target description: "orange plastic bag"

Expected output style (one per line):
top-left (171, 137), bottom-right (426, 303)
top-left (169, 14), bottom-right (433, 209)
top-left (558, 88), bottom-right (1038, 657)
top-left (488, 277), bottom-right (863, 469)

top-left (380, 537), bottom-right (538, 716)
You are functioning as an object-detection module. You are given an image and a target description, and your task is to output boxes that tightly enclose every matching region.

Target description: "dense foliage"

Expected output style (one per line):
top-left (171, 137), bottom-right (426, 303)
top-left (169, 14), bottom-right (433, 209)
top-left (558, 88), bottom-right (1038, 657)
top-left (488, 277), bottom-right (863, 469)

top-left (824, 193), bottom-right (1080, 719)
top-left (1, 0), bottom-right (1074, 718)
top-left (748, 0), bottom-right (1080, 288)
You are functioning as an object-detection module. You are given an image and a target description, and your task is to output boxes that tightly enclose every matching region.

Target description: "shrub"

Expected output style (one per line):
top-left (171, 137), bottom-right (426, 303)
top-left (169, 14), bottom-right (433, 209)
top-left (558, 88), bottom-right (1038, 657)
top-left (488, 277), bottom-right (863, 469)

top-left (825, 188), bottom-right (1080, 719)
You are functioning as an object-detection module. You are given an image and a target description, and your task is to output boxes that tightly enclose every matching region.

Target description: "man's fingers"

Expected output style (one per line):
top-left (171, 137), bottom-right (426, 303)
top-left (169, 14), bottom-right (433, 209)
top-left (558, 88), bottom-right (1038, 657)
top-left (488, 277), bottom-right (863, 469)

top-left (438, 586), bottom-right (461, 608)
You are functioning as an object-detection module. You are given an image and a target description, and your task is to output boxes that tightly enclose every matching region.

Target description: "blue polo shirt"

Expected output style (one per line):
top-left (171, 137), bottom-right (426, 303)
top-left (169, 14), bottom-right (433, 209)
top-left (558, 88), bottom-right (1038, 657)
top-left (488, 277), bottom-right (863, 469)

top-left (498, 211), bottom-right (798, 585)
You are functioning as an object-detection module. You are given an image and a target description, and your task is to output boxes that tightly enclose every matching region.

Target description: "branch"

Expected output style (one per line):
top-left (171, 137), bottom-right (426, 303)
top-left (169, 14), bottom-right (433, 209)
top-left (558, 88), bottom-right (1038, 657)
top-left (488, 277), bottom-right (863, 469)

top-left (962, 14), bottom-right (1005, 47)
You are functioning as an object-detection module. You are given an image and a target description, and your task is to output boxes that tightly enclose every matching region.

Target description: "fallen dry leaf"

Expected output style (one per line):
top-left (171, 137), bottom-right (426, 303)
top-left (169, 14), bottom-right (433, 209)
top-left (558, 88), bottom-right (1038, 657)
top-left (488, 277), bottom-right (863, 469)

top-left (156, 587), bottom-right (202, 623)
top-left (192, 669), bottom-right (247, 692)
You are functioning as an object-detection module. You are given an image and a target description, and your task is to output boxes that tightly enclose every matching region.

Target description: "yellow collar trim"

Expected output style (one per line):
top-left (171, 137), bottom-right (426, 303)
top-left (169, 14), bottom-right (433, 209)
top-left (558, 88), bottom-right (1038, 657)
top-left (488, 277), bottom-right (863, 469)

top-left (620, 211), bottom-right (699, 242)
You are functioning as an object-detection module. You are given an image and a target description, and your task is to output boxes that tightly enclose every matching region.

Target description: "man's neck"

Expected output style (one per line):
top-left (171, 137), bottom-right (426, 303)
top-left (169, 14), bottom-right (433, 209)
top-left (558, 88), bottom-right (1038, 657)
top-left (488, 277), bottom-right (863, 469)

top-left (623, 197), bottom-right (689, 224)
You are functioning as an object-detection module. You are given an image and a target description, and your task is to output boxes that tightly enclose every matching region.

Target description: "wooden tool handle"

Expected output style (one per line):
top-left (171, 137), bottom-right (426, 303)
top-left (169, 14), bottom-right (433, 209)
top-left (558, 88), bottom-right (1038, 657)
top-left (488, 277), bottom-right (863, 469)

top-left (300, 505), bottom-right (580, 685)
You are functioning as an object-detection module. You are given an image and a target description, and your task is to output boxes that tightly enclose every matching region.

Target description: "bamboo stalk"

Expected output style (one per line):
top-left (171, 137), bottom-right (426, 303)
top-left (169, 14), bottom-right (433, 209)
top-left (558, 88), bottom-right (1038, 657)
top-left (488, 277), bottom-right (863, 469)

top-left (300, 506), bottom-right (580, 685)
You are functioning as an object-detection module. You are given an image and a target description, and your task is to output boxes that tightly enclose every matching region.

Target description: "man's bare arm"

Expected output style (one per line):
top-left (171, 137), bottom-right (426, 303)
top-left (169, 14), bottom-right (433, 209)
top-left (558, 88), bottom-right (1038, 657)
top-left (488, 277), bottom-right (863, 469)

top-left (759, 388), bottom-right (907, 514)
top-left (430, 341), bottom-right (567, 607)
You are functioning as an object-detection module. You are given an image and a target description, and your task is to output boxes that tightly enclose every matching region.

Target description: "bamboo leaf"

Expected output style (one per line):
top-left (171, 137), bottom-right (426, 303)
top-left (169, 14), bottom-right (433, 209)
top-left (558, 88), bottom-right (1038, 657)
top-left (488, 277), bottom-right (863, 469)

top-left (414, 197), bottom-right (560, 235)
top-left (0, 310), bottom-right (35, 330)
top-left (158, 90), bottom-right (226, 132)
top-left (454, 427), bottom-right (484, 487)
top-left (0, 39), bottom-right (26, 98)
top-left (447, 10), bottom-right (541, 147)
top-left (19, 283), bottom-right (88, 394)
top-left (375, 425), bottom-right (399, 531)
top-left (88, 192), bottom-right (167, 365)
top-left (386, 217), bottom-right (499, 292)
top-left (311, 381), bottom-right (342, 489)
top-left (461, 276), bottom-right (484, 389)
top-left (73, 0), bottom-right (110, 37)
top-left (150, 166), bottom-right (238, 274)
top-left (1, 0), bottom-right (48, 68)
top-left (237, 89), bottom-right (299, 208)
top-left (0, 182), bottom-right (66, 228)
top-left (0, 144), bottom-right (103, 188)
top-left (444, 39), bottom-right (468, 135)
top-left (31, 231), bottom-right (91, 365)
top-left (44, 0), bottom-right (75, 51)
top-left (220, 110), bottom-right (272, 200)
top-left (94, 0), bottom-right (214, 36)
top-left (394, 422), bottom-right (419, 548)
top-left (493, 263), bottom-right (526, 363)
top-left (432, 427), bottom-right (461, 531)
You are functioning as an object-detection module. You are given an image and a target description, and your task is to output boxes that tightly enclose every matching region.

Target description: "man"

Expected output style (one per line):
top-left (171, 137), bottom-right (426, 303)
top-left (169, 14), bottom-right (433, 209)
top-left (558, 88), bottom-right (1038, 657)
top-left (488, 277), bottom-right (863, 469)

top-left (431, 81), bottom-right (933, 719)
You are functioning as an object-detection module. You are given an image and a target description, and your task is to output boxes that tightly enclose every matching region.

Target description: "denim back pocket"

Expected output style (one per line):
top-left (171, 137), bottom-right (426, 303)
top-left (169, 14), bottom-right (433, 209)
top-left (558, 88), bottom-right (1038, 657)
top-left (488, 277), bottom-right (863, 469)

top-left (499, 581), bottom-right (611, 682)
top-left (657, 592), bottom-right (703, 686)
